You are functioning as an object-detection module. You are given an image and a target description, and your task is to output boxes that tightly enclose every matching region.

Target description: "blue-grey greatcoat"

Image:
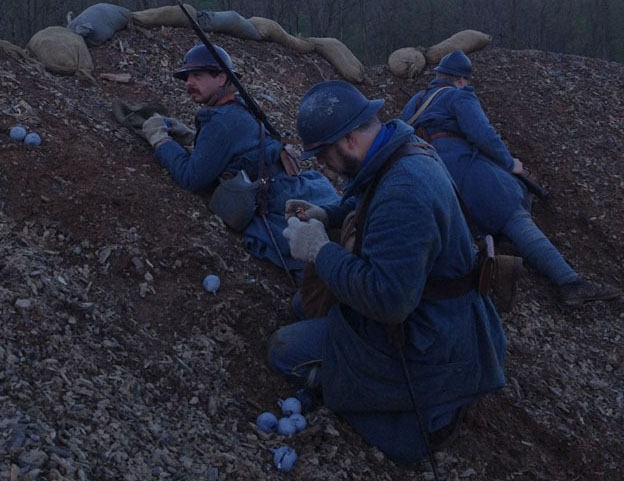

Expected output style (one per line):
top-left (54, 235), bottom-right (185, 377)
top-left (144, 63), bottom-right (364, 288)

top-left (401, 78), bottom-right (526, 233)
top-left (314, 120), bottom-right (507, 463)
top-left (154, 96), bottom-right (340, 274)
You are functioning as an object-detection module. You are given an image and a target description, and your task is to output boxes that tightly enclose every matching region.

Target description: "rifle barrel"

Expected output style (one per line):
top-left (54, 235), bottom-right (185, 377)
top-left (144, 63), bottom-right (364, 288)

top-left (517, 173), bottom-right (549, 200)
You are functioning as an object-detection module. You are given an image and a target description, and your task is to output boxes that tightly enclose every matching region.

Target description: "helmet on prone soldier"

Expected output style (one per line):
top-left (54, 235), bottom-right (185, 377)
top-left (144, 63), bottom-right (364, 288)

top-left (434, 50), bottom-right (472, 78)
top-left (297, 80), bottom-right (384, 160)
top-left (173, 44), bottom-right (240, 81)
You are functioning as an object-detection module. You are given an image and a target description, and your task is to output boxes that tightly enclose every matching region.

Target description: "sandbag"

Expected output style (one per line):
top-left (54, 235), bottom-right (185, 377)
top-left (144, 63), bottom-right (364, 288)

top-left (132, 4), bottom-right (197, 28)
top-left (197, 10), bottom-right (261, 40)
top-left (388, 47), bottom-right (426, 79)
top-left (0, 40), bottom-right (28, 60)
top-left (425, 30), bottom-right (491, 65)
top-left (26, 27), bottom-right (94, 75)
top-left (307, 37), bottom-right (364, 83)
top-left (248, 17), bottom-right (314, 53)
top-left (68, 3), bottom-right (132, 47)
top-left (0, 40), bottom-right (45, 73)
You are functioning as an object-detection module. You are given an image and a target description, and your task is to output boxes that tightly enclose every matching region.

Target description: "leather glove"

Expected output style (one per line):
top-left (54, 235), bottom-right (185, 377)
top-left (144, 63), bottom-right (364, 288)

top-left (285, 199), bottom-right (328, 226)
top-left (142, 114), bottom-right (171, 148)
top-left (282, 217), bottom-right (329, 263)
top-left (167, 118), bottom-right (196, 146)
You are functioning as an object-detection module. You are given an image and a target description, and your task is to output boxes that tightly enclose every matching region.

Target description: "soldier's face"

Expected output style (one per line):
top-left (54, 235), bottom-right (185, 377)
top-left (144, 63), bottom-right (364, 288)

top-left (185, 71), bottom-right (227, 104)
top-left (316, 141), bottom-right (361, 177)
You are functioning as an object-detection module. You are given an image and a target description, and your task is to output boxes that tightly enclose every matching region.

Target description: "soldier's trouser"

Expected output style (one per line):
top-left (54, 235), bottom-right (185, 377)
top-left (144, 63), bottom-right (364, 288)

top-left (500, 207), bottom-right (578, 286)
top-left (267, 317), bottom-right (328, 387)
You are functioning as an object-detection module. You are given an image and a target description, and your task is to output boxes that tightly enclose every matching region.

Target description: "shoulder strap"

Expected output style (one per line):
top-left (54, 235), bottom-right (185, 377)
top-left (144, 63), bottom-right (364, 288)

top-left (405, 86), bottom-right (452, 126)
top-left (222, 96), bottom-right (270, 214)
top-left (352, 142), bottom-right (436, 255)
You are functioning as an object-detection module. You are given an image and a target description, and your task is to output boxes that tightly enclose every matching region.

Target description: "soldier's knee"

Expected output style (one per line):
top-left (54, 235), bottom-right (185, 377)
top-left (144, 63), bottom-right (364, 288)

top-left (267, 328), bottom-right (289, 373)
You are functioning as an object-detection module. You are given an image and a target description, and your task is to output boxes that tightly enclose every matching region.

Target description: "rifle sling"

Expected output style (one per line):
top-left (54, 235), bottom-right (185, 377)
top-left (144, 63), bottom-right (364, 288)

top-left (405, 86), bottom-right (453, 126)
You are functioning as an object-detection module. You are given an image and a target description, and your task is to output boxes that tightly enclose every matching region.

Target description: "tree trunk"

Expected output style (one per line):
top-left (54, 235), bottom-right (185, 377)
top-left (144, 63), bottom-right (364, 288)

top-left (359, 0), bottom-right (369, 64)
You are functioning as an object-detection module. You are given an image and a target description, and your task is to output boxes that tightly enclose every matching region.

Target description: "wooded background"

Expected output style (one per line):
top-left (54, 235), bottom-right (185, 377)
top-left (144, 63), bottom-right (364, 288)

top-left (1, 0), bottom-right (622, 65)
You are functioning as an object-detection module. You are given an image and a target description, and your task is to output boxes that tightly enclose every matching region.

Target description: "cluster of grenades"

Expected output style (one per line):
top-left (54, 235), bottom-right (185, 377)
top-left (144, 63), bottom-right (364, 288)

top-left (256, 390), bottom-right (316, 473)
top-left (10, 126), bottom-right (41, 146)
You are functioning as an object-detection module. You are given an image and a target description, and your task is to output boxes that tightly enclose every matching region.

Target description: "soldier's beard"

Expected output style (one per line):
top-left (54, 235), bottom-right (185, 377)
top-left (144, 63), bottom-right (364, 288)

top-left (335, 145), bottom-right (361, 177)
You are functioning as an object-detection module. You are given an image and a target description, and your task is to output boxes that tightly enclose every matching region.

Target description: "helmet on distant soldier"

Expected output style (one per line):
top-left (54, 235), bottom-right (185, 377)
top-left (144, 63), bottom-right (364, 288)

top-left (173, 44), bottom-right (240, 81)
top-left (434, 50), bottom-right (472, 78)
top-left (297, 80), bottom-right (384, 160)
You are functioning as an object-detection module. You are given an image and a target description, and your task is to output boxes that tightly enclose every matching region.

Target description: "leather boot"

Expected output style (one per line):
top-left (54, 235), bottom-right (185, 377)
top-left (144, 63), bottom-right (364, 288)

top-left (559, 278), bottom-right (621, 306)
top-left (428, 404), bottom-right (469, 451)
top-left (491, 255), bottom-right (523, 312)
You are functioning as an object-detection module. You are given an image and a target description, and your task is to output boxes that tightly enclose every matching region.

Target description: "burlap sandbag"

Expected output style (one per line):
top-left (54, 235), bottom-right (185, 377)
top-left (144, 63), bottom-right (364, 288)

top-left (198, 11), bottom-right (261, 40)
top-left (132, 4), bottom-right (197, 28)
top-left (248, 17), bottom-right (314, 53)
top-left (307, 37), bottom-right (364, 83)
top-left (388, 47), bottom-right (426, 79)
top-left (68, 3), bottom-right (132, 47)
top-left (0, 40), bottom-right (45, 73)
top-left (425, 30), bottom-right (491, 65)
top-left (26, 27), bottom-right (94, 75)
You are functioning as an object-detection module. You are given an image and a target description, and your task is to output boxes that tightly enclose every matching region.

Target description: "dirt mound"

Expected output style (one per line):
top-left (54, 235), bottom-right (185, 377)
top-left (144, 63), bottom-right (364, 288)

top-left (1, 25), bottom-right (623, 480)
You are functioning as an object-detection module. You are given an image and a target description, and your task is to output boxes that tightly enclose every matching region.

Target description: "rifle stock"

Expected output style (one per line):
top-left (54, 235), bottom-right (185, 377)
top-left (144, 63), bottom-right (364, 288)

top-left (175, 1), bottom-right (281, 138)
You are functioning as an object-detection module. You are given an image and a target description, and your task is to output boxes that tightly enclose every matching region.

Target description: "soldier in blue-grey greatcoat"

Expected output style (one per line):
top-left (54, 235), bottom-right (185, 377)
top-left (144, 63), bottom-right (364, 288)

top-left (267, 80), bottom-right (508, 463)
top-left (141, 44), bottom-right (340, 278)
top-left (401, 50), bottom-right (620, 306)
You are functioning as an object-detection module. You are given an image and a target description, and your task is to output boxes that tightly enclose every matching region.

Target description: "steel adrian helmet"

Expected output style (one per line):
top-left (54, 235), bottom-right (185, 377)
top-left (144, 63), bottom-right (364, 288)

top-left (434, 50), bottom-right (472, 78)
top-left (297, 80), bottom-right (384, 160)
top-left (173, 44), bottom-right (240, 81)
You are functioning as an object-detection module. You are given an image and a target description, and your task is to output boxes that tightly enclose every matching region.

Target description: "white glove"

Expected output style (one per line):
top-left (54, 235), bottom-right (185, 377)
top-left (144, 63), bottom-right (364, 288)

top-left (282, 217), bottom-right (329, 263)
top-left (285, 199), bottom-right (328, 226)
top-left (141, 114), bottom-right (171, 148)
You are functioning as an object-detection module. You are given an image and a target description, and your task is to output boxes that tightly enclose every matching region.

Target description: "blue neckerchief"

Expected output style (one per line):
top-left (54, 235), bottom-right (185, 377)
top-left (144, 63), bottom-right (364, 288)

top-left (360, 124), bottom-right (395, 171)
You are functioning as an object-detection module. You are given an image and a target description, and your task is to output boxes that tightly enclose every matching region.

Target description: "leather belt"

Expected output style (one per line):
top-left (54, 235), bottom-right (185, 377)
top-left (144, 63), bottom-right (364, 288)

top-left (428, 131), bottom-right (464, 142)
top-left (422, 268), bottom-right (478, 301)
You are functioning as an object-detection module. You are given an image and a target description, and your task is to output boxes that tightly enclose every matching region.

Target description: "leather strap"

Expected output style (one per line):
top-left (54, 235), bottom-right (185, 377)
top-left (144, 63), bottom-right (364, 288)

top-left (405, 86), bottom-right (453, 126)
top-left (428, 131), bottom-right (464, 141)
top-left (352, 142), bottom-right (436, 256)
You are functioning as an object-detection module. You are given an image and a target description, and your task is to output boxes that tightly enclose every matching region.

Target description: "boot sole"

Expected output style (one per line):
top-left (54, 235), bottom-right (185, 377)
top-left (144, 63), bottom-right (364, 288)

top-left (562, 291), bottom-right (621, 306)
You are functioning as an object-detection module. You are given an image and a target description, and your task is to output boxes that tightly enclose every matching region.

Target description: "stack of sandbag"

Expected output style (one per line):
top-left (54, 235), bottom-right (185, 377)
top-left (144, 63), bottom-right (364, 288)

top-left (425, 29), bottom-right (491, 64)
top-left (67, 3), bottom-right (132, 47)
top-left (387, 47), bottom-right (426, 79)
top-left (248, 17), bottom-right (314, 53)
top-left (26, 26), bottom-right (93, 76)
top-left (247, 17), bottom-right (363, 82)
top-left (387, 29), bottom-right (491, 79)
top-left (132, 3), bottom-right (197, 27)
top-left (307, 37), bottom-right (365, 84)
top-left (198, 11), bottom-right (261, 40)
